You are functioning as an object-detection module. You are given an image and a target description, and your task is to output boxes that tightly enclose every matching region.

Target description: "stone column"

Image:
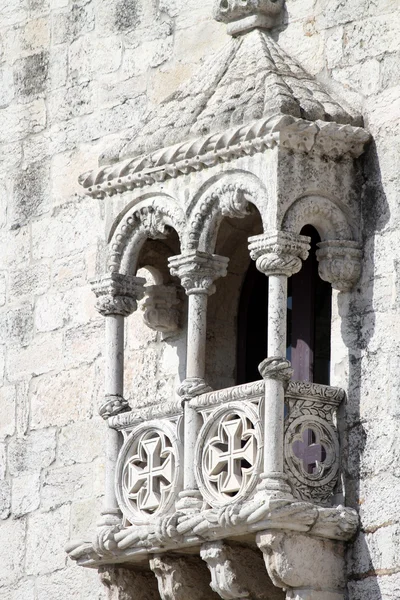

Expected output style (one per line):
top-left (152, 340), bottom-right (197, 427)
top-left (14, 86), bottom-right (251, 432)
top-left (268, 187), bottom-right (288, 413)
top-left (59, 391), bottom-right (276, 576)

top-left (248, 231), bottom-right (310, 494)
top-left (169, 251), bottom-right (229, 510)
top-left (92, 273), bottom-right (145, 531)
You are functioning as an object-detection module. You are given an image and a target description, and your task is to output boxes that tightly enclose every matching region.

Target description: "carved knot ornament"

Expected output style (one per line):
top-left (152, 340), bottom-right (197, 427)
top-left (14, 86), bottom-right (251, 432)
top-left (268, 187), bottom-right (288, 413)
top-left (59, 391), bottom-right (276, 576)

top-left (92, 273), bottom-right (146, 317)
top-left (99, 394), bottom-right (130, 420)
top-left (195, 403), bottom-right (262, 507)
top-left (249, 231), bottom-right (310, 278)
top-left (116, 422), bottom-right (181, 524)
top-left (317, 240), bottom-right (362, 292)
top-left (259, 356), bottom-right (293, 384)
top-left (169, 252), bottom-right (229, 296)
top-left (213, 0), bottom-right (284, 36)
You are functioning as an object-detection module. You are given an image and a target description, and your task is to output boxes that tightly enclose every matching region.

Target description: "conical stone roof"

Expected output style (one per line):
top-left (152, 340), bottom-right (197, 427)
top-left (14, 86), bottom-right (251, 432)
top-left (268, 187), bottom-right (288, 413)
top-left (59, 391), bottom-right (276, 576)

top-left (102, 29), bottom-right (355, 167)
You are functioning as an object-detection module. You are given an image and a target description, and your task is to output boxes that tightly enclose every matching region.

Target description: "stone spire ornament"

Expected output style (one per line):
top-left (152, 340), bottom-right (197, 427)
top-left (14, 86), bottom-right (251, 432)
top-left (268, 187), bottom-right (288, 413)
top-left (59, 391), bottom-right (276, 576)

top-left (213, 0), bottom-right (284, 36)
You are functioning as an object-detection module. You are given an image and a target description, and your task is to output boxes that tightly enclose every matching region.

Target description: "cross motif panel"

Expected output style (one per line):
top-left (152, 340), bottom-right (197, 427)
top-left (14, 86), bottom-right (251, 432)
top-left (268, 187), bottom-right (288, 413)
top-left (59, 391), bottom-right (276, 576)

top-left (195, 402), bottom-right (262, 507)
top-left (116, 422), bottom-right (181, 524)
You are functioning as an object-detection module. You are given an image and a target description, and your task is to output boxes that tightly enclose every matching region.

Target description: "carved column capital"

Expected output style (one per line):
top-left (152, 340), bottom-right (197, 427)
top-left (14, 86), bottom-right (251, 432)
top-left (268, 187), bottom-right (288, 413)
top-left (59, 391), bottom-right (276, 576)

top-left (201, 540), bottom-right (283, 600)
top-left (92, 273), bottom-right (146, 316)
top-left (142, 284), bottom-right (181, 333)
top-left (316, 240), bottom-right (362, 292)
top-left (169, 251), bottom-right (229, 296)
top-left (249, 231), bottom-right (310, 278)
top-left (213, 0), bottom-right (284, 36)
top-left (256, 531), bottom-right (346, 600)
top-left (99, 566), bottom-right (159, 600)
top-left (149, 555), bottom-right (219, 600)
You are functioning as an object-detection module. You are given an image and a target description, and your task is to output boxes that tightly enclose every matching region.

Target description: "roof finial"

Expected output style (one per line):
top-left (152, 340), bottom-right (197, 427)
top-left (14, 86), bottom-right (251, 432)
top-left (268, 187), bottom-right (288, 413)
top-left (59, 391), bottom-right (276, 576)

top-left (213, 0), bottom-right (284, 36)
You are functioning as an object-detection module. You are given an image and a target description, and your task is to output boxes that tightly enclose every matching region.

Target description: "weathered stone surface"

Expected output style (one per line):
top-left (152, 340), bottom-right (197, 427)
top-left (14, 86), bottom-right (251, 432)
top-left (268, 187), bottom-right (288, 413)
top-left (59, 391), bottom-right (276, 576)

top-left (8, 429), bottom-right (56, 475)
top-left (0, 385), bottom-right (16, 440)
top-left (0, 517), bottom-right (26, 586)
top-left (58, 419), bottom-right (105, 466)
top-left (11, 471), bottom-right (41, 517)
top-left (0, 479), bottom-right (11, 519)
top-left (25, 504), bottom-right (70, 575)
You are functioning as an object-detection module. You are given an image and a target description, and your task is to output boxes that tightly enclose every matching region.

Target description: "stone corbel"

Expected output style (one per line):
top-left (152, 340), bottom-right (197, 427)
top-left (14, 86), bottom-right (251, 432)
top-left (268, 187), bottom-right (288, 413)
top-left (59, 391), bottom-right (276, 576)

top-left (316, 240), bottom-right (362, 292)
top-left (213, 0), bottom-right (285, 36)
top-left (142, 284), bottom-right (181, 333)
top-left (200, 540), bottom-right (283, 600)
top-left (150, 555), bottom-right (219, 600)
top-left (99, 566), bottom-right (160, 600)
top-left (256, 531), bottom-right (346, 600)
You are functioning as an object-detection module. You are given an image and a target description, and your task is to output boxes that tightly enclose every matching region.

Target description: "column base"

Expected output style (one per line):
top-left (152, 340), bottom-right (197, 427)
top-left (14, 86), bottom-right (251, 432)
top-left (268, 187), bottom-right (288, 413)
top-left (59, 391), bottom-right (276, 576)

top-left (176, 489), bottom-right (203, 514)
top-left (256, 472), bottom-right (293, 499)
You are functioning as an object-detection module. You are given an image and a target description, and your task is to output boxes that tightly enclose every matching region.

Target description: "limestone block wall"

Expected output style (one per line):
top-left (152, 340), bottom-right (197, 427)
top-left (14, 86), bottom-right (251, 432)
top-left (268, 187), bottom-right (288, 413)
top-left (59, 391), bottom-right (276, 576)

top-left (0, 0), bottom-right (399, 598)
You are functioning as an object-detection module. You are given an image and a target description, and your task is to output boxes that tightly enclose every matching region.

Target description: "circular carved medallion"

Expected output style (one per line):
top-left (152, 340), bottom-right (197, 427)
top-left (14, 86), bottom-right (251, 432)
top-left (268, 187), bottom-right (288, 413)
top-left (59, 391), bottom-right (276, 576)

top-left (195, 402), bottom-right (262, 508)
top-left (115, 421), bottom-right (181, 524)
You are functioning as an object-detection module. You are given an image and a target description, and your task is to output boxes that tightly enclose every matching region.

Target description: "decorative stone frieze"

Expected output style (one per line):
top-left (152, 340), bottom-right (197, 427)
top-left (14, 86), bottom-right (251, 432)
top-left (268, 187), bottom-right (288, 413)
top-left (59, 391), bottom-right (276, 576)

top-left (200, 540), bottom-right (283, 600)
top-left (168, 252), bottom-right (229, 296)
top-left (92, 273), bottom-right (146, 316)
top-left (256, 531), bottom-right (346, 600)
top-left (213, 0), bottom-right (284, 36)
top-left (248, 231), bottom-right (310, 278)
top-left (99, 566), bottom-right (159, 600)
top-left (149, 555), bottom-right (219, 600)
top-left (142, 284), bottom-right (181, 333)
top-left (316, 240), bottom-right (363, 292)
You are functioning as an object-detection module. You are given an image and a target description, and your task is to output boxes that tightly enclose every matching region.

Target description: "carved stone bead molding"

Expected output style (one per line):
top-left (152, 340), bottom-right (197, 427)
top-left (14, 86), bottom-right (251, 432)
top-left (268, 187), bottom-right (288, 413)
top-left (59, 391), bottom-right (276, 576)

top-left (169, 252), bottom-right (229, 296)
top-left (150, 555), bottom-right (219, 600)
top-left (257, 531), bottom-right (346, 600)
top-left (259, 356), bottom-right (293, 384)
top-left (99, 394), bottom-right (130, 420)
top-left (201, 540), bottom-right (283, 600)
top-left (99, 566), bottom-right (160, 600)
top-left (249, 231), bottom-right (310, 278)
top-left (213, 0), bottom-right (284, 36)
top-left (92, 273), bottom-right (146, 316)
top-left (316, 240), bottom-right (362, 292)
top-left (142, 284), bottom-right (181, 333)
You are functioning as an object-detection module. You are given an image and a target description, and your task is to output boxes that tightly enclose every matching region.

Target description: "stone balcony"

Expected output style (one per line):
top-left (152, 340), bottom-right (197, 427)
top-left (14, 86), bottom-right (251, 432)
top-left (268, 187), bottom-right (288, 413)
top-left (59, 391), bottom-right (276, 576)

top-left (67, 380), bottom-right (357, 569)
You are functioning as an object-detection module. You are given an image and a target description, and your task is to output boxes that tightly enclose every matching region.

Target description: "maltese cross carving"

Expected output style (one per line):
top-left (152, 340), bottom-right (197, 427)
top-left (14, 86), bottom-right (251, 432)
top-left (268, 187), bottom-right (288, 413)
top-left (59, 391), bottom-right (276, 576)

top-left (206, 417), bottom-right (257, 495)
top-left (124, 434), bottom-right (174, 513)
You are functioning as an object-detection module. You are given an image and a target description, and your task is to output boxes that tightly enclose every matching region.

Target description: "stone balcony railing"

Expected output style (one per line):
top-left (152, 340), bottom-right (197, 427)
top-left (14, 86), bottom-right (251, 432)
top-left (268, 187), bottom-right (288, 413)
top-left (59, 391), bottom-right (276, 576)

top-left (67, 380), bottom-right (357, 569)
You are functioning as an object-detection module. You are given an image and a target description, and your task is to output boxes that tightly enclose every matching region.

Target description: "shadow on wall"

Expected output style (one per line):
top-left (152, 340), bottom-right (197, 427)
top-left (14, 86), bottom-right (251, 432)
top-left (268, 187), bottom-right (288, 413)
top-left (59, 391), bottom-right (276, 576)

top-left (340, 141), bottom-right (390, 600)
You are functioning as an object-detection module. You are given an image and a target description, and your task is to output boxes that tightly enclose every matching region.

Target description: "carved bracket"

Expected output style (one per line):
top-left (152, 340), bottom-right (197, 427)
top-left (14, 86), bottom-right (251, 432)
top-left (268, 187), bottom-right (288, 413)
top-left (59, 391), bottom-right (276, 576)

top-left (92, 273), bottom-right (146, 317)
top-left (213, 0), bottom-right (284, 36)
top-left (201, 540), bottom-right (283, 600)
top-left (150, 555), bottom-right (219, 600)
top-left (316, 240), bottom-right (362, 292)
top-left (256, 531), bottom-right (346, 600)
top-left (99, 566), bottom-right (159, 600)
top-left (142, 284), bottom-right (181, 333)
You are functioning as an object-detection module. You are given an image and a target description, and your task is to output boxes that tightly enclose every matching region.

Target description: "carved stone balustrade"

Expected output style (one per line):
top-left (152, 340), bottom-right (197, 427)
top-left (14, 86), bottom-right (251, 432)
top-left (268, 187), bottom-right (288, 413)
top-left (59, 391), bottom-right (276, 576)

top-left (67, 379), bottom-right (356, 574)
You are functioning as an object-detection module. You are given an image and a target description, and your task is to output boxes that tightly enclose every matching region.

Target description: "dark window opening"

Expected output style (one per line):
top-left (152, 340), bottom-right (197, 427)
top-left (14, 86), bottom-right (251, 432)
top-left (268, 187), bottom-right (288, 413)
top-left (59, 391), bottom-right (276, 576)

top-left (237, 226), bottom-right (332, 385)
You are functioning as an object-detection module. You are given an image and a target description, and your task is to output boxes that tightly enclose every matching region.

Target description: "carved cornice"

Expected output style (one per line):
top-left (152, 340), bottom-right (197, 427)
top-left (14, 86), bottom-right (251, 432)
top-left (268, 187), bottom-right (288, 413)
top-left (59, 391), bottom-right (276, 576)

top-left (249, 230), bottom-right (310, 277)
top-left (109, 400), bottom-right (183, 430)
top-left (91, 273), bottom-right (146, 316)
top-left (169, 251), bottom-right (229, 296)
top-left (80, 117), bottom-right (370, 199)
top-left (317, 240), bottom-right (363, 292)
top-left (190, 380), bottom-right (265, 410)
top-left (287, 381), bottom-right (345, 406)
top-left (66, 500), bottom-right (359, 567)
top-left (213, 0), bottom-right (284, 35)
